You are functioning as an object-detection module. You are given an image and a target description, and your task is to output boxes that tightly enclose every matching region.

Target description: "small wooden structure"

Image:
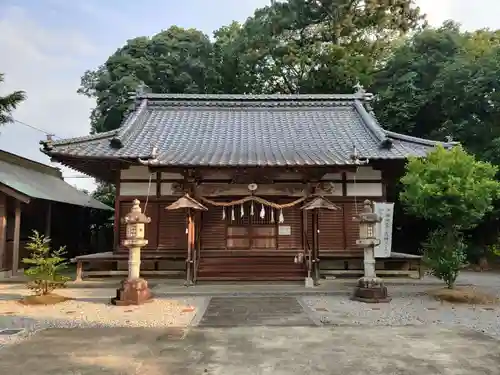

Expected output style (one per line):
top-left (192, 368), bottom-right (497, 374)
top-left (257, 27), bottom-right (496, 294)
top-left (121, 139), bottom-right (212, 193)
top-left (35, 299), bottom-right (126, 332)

top-left (166, 194), bottom-right (207, 285)
top-left (42, 93), bottom-right (453, 282)
top-left (301, 196), bottom-right (339, 284)
top-left (0, 150), bottom-right (112, 278)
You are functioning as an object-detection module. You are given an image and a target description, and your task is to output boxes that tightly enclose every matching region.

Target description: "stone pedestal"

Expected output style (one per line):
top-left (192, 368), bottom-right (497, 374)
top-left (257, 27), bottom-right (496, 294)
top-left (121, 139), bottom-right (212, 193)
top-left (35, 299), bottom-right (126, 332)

top-left (305, 277), bottom-right (314, 288)
top-left (111, 278), bottom-right (153, 306)
top-left (352, 276), bottom-right (391, 303)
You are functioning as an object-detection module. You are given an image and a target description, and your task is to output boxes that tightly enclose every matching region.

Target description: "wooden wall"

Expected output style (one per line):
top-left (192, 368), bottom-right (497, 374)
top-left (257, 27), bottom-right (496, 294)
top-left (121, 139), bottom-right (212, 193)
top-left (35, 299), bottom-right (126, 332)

top-left (117, 200), bottom-right (186, 251)
top-left (200, 205), bottom-right (225, 250)
top-left (0, 192), bottom-right (6, 270)
top-left (116, 165), bottom-right (387, 254)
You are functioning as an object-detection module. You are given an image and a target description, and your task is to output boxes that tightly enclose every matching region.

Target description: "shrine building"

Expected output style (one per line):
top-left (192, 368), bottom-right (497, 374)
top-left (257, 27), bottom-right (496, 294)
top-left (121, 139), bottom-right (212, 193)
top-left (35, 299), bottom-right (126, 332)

top-left (40, 92), bottom-right (454, 282)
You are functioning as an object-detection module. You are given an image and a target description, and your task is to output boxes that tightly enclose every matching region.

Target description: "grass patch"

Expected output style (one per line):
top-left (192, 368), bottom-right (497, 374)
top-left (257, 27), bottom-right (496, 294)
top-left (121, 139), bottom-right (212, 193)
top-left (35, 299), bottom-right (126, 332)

top-left (427, 287), bottom-right (498, 305)
top-left (19, 293), bottom-right (72, 306)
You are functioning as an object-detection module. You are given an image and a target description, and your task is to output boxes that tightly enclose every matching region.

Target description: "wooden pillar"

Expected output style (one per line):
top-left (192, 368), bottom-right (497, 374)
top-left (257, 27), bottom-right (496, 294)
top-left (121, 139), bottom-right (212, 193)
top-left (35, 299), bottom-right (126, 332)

top-left (0, 194), bottom-right (6, 270)
top-left (302, 209), bottom-right (307, 250)
top-left (186, 209), bottom-right (194, 285)
top-left (45, 201), bottom-right (52, 237)
top-left (113, 175), bottom-right (121, 252)
top-left (311, 209), bottom-right (319, 282)
top-left (193, 210), bottom-right (201, 283)
top-left (75, 260), bottom-right (83, 282)
top-left (12, 200), bottom-right (21, 275)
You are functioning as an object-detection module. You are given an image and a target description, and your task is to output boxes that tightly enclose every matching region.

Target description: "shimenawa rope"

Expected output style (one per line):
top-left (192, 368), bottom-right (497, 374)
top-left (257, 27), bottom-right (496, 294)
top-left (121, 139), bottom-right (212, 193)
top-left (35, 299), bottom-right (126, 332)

top-left (198, 195), bottom-right (307, 209)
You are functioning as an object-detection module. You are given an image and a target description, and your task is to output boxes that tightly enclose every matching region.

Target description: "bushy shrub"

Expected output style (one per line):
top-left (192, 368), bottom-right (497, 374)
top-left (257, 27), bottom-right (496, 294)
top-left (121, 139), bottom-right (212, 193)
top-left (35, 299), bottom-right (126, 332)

top-left (400, 145), bottom-right (500, 287)
top-left (423, 229), bottom-right (467, 288)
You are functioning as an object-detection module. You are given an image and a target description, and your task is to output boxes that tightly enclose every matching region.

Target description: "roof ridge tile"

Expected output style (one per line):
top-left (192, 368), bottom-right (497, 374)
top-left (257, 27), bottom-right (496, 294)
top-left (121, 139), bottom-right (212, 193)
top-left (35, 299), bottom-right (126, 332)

top-left (384, 130), bottom-right (457, 148)
top-left (147, 100), bottom-right (355, 108)
top-left (43, 129), bottom-right (118, 148)
top-left (136, 93), bottom-right (367, 101)
top-left (110, 99), bottom-right (149, 148)
top-left (353, 100), bottom-right (392, 148)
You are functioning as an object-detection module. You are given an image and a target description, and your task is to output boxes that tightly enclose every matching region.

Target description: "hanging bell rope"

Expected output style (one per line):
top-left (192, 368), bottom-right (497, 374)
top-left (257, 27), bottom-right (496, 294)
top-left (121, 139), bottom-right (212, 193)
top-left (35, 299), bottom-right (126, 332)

top-left (199, 195), bottom-right (307, 209)
top-left (142, 172), bottom-right (155, 215)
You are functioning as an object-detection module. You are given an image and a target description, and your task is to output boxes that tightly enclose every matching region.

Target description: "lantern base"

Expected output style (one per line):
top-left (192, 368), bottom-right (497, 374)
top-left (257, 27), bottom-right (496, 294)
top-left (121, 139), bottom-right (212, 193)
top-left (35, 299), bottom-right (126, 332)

top-left (352, 276), bottom-right (391, 303)
top-left (305, 277), bottom-right (314, 288)
top-left (111, 278), bottom-right (153, 306)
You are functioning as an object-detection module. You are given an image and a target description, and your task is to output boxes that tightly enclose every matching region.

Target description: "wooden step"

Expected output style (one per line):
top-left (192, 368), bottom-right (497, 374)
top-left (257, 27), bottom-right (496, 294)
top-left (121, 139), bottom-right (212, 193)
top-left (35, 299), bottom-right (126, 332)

top-left (198, 269), bottom-right (303, 274)
top-left (198, 262), bottom-right (302, 268)
top-left (197, 276), bottom-right (304, 281)
top-left (199, 259), bottom-right (296, 264)
top-left (200, 250), bottom-right (300, 257)
top-left (197, 255), bottom-right (306, 280)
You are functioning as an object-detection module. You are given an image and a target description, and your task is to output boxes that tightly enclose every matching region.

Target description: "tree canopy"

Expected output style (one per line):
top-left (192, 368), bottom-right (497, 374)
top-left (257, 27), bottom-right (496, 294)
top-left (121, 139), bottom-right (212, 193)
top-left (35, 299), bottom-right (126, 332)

top-left (400, 145), bottom-right (500, 231)
top-left (0, 73), bottom-right (26, 126)
top-left (79, 0), bottom-right (424, 133)
top-left (373, 21), bottom-right (500, 165)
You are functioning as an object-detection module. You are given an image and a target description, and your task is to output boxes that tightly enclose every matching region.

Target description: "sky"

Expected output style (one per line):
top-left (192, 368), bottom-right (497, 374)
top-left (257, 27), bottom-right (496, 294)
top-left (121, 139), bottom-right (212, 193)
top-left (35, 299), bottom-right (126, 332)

top-left (0, 0), bottom-right (499, 192)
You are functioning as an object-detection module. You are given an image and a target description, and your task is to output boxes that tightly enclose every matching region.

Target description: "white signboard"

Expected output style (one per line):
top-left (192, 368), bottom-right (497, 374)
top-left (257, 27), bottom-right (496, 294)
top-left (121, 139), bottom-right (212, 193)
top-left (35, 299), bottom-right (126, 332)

top-left (374, 202), bottom-right (394, 258)
top-left (278, 225), bottom-right (291, 236)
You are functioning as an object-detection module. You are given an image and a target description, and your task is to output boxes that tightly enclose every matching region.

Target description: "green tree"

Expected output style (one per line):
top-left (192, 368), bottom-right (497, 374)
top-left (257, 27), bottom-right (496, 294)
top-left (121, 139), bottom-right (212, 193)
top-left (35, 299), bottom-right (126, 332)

top-left (23, 231), bottom-right (70, 295)
top-left (92, 183), bottom-right (116, 208)
top-left (89, 183), bottom-right (115, 232)
top-left (373, 22), bottom-right (500, 163)
top-left (237, 0), bottom-right (425, 94)
top-left (372, 21), bottom-right (465, 137)
top-left (400, 145), bottom-right (500, 287)
top-left (433, 34), bottom-right (500, 164)
top-left (0, 73), bottom-right (26, 125)
top-left (373, 23), bottom-right (500, 259)
top-left (78, 26), bottom-right (218, 134)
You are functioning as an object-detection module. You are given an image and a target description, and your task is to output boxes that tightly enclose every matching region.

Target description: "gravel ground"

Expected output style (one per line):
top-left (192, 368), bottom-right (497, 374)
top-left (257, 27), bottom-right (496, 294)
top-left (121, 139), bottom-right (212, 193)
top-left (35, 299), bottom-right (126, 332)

top-left (303, 282), bottom-right (500, 339)
top-left (1, 271), bottom-right (500, 349)
top-left (0, 285), bottom-right (204, 349)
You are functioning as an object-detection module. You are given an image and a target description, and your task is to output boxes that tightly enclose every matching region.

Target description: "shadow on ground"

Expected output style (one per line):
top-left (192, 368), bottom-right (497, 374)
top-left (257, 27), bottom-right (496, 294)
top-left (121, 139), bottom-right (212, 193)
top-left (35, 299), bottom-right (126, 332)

top-left (0, 325), bottom-right (499, 375)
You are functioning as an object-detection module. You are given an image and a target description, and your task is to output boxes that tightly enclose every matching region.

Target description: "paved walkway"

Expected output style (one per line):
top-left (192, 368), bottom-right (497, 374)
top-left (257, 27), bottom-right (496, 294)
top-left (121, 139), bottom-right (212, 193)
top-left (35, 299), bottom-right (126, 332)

top-left (1, 272), bottom-right (500, 374)
top-left (198, 296), bottom-right (317, 327)
top-left (0, 326), bottom-right (498, 374)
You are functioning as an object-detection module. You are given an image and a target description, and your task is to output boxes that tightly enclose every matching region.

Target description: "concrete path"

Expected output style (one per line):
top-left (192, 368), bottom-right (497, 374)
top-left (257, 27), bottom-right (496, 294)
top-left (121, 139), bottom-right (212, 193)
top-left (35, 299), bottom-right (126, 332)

top-left (198, 296), bottom-right (317, 327)
top-left (0, 326), bottom-right (498, 375)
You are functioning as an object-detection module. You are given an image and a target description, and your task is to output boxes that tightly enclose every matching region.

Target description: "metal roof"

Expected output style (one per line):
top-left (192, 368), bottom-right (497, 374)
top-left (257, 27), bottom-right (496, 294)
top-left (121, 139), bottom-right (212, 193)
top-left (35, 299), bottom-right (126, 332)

top-left (0, 158), bottom-right (113, 210)
top-left (42, 94), bottom-right (455, 167)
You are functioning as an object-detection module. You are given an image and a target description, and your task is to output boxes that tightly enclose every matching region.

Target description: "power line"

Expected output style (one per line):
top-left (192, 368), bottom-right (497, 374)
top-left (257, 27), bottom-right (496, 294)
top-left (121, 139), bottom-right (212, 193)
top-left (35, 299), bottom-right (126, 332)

top-left (63, 175), bottom-right (96, 179)
top-left (10, 119), bottom-right (94, 180)
top-left (12, 118), bottom-right (63, 139)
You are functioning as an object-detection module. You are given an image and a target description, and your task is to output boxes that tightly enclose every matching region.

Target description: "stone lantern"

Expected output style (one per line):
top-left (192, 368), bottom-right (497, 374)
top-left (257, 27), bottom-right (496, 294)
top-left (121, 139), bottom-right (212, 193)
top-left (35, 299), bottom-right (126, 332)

top-left (111, 199), bottom-right (153, 306)
top-left (352, 200), bottom-right (391, 303)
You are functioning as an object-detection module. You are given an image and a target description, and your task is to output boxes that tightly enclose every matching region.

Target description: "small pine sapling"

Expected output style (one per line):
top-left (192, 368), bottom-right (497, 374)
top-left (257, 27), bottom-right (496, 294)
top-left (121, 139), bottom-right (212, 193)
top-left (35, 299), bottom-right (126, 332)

top-left (23, 230), bottom-right (70, 295)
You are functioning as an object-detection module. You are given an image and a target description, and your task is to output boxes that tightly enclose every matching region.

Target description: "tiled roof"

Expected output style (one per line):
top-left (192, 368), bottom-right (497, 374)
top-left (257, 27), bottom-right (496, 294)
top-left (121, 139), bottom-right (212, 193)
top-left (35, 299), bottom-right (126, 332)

top-left (42, 94), bottom-right (455, 167)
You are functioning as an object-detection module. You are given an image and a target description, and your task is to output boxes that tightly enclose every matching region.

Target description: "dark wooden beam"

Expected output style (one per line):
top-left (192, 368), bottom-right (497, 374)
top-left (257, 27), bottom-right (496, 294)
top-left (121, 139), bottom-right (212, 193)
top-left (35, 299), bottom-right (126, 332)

top-left (45, 201), bottom-right (52, 237)
top-left (113, 172), bottom-right (121, 252)
top-left (12, 200), bottom-right (21, 274)
top-left (0, 193), bottom-right (6, 270)
top-left (0, 183), bottom-right (30, 204)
